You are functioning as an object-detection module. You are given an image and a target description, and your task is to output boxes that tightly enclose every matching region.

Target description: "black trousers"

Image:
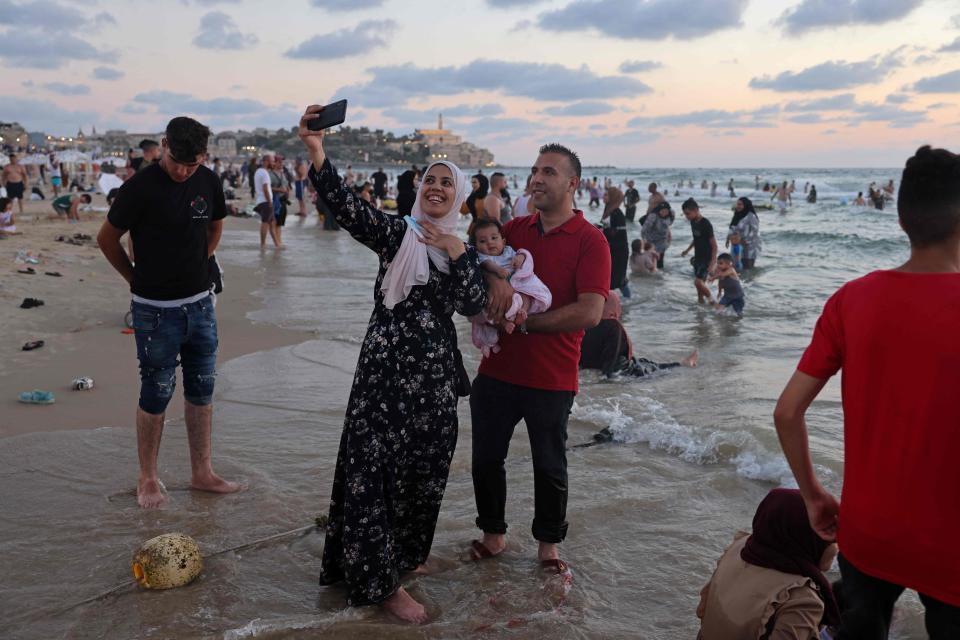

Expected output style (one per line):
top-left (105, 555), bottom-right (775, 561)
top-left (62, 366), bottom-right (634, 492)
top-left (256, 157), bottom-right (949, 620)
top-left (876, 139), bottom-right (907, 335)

top-left (470, 374), bottom-right (574, 543)
top-left (836, 554), bottom-right (960, 639)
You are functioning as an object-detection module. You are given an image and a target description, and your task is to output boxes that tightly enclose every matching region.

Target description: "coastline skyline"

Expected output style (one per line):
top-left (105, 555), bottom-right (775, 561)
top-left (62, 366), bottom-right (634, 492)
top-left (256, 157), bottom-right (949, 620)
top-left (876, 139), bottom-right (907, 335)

top-left (1, 0), bottom-right (958, 167)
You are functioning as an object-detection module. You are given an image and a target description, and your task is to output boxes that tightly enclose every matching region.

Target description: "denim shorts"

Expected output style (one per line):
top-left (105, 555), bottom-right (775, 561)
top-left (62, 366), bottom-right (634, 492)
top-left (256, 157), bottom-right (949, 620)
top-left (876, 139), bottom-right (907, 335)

top-left (131, 297), bottom-right (218, 414)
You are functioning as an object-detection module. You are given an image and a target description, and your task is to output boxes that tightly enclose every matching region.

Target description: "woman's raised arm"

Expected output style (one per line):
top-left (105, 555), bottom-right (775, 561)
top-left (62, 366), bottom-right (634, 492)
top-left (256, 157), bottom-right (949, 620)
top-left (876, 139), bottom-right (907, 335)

top-left (299, 106), bottom-right (405, 260)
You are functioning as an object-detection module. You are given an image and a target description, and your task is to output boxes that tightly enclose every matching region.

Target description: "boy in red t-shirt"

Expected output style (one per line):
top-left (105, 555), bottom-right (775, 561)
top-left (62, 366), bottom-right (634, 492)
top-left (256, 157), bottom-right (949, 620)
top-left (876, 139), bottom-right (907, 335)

top-left (774, 146), bottom-right (960, 638)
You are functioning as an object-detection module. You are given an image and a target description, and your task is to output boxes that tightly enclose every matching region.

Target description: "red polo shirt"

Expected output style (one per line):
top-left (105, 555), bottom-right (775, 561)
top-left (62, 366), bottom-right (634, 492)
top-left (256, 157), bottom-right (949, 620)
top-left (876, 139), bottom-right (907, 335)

top-left (478, 210), bottom-right (610, 392)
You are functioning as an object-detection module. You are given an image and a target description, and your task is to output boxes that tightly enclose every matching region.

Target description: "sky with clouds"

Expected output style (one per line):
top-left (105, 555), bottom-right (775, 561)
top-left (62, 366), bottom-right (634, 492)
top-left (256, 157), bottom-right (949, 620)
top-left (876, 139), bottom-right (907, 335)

top-left (1, 0), bottom-right (959, 167)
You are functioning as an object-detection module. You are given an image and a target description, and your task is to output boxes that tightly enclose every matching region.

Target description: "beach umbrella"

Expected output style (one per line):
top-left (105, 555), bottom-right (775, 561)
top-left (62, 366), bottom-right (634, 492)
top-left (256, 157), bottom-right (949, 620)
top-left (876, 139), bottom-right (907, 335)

top-left (98, 157), bottom-right (125, 166)
top-left (18, 153), bottom-right (49, 165)
top-left (57, 150), bottom-right (91, 163)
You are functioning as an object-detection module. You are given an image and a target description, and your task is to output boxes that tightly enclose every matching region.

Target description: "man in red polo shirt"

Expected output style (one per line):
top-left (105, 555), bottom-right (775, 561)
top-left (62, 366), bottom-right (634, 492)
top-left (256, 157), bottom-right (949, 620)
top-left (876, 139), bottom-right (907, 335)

top-left (469, 143), bottom-right (610, 571)
top-left (774, 145), bottom-right (960, 638)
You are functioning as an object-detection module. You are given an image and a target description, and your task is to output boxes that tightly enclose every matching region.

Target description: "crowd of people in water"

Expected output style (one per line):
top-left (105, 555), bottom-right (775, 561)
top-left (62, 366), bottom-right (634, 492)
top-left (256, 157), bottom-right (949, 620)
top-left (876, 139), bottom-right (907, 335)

top-left (85, 108), bottom-right (958, 638)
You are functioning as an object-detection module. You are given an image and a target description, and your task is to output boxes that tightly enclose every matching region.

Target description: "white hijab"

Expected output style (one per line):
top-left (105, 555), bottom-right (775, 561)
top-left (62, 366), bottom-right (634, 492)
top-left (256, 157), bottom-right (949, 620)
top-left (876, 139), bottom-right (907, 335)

top-left (380, 160), bottom-right (468, 309)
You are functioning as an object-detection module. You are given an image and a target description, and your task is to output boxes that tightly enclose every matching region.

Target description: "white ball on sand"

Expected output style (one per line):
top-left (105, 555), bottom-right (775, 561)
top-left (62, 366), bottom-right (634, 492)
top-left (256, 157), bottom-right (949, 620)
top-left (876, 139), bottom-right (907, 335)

top-left (132, 533), bottom-right (203, 589)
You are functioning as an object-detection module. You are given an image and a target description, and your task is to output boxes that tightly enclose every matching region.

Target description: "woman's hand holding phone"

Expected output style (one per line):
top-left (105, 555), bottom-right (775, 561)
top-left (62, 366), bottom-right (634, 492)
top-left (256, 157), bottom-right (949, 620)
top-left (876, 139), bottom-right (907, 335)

top-left (298, 105), bottom-right (327, 171)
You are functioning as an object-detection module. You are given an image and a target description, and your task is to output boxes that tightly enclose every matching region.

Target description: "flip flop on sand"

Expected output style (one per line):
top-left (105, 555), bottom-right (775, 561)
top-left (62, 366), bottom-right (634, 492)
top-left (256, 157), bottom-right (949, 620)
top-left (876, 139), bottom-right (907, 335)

top-left (18, 390), bottom-right (55, 405)
top-left (44, 271), bottom-right (62, 277)
top-left (17, 267), bottom-right (35, 274)
top-left (21, 340), bottom-right (44, 351)
top-left (19, 298), bottom-right (45, 309)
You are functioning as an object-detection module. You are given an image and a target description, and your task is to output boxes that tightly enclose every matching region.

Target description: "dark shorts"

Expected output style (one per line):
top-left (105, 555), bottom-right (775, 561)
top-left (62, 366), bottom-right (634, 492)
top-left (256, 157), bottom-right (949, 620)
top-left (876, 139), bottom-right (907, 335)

top-left (254, 202), bottom-right (273, 223)
top-left (692, 259), bottom-right (710, 281)
top-left (719, 295), bottom-right (745, 314)
top-left (6, 181), bottom-right (24, 199)
top-left (131, 297), bottom-right (218, 414)
top-left (52, 202), bottom-right (70, 216)
top-left (294, 180), bottom-right (305, 200)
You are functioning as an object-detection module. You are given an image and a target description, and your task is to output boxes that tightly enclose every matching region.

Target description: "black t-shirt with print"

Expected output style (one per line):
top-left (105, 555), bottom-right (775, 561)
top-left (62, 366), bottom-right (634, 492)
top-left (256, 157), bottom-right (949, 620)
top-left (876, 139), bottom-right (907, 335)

top-left (108, 163), bottom-right (227, 300)
top-left (690, 215), bottom-right (715, 264)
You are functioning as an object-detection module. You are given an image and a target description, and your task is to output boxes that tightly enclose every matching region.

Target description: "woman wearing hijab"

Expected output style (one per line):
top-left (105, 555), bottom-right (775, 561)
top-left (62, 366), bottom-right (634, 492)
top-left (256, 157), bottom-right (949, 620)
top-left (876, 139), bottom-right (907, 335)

top-left (728, 197), bottom-right (761, 270)
top-left (697, 488), bottom-right (841, 639)
top-left (396, 169), bottom-right (418, 216)
top-left (602, 187), bottom-right (630, 297)
top-left (299, 106), bottom-right (487, 623)
top-left (461, 173), bottom-right (489, 235)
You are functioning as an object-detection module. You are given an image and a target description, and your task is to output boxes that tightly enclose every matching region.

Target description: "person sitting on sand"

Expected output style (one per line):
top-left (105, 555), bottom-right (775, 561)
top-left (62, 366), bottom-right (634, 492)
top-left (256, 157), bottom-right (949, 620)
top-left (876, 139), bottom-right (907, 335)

top-left (697, 488), bottom-right (841, 640)
top-left (579, 291), bottom-right (697, 377)
top-left (630, 239), bottom-right (659, 275)
top-left (51, 193), bottom-right (91, 222)
top-left (469, 219), bottom-right (551, 356)
top-left (709, 253), bottom-right (745, 317)
top-left (0, 197), bottom-right (20, 234)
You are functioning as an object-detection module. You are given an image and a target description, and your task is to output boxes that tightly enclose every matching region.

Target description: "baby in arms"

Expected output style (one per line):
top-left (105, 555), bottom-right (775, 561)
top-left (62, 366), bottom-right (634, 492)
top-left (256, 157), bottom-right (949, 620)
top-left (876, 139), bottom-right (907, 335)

top-left (470, 219), bottom-right (551, 356)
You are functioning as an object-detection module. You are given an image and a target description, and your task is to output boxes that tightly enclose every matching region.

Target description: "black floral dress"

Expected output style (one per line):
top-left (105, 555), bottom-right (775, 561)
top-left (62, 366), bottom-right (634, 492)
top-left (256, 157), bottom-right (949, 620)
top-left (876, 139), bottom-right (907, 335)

top-left (308, 160), bottom-right (487, 606)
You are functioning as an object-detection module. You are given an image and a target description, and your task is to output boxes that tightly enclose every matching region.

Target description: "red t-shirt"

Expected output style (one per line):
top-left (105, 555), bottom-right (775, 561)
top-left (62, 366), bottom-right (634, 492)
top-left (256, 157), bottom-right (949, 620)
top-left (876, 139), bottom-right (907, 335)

top-left (797, 270), bottom-right (960, 606)
top-left (478, 210), bottom-right (610, 392)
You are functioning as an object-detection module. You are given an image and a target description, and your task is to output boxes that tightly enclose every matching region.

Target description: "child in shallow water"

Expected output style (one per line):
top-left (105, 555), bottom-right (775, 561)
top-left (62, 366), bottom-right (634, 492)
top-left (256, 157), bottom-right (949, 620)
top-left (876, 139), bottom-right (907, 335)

top-left (727, 232), bottom-right (744, 272)
top-left (630, 239), bottom-right (659, 275)
top-left (709, 253), bottom-right (745, 317)
top-left (469, 219), bottom-right (551, 356)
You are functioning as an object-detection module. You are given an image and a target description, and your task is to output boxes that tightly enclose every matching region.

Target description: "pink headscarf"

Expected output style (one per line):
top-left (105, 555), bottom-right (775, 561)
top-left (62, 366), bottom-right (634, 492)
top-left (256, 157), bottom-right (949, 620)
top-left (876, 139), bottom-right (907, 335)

top-left (380, 160), bottom-right (469, 309)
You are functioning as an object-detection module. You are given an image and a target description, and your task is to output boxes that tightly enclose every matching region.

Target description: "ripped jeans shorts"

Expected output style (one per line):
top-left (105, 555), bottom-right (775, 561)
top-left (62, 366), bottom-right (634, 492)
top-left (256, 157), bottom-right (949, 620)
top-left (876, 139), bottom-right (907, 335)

top-left (131, 297), bottom-right (218, 415)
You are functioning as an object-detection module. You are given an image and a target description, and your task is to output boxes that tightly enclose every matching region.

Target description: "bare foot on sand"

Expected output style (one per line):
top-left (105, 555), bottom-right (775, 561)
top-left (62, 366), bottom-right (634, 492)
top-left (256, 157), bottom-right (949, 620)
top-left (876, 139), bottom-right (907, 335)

top-left (137, 478), bottom-right (167, 509)
top-left (681, 350), bottom-right (699, 368)
top-left (191, 472), bottom-right (244, 495)
top-left (382, 587), bottom-right (428, 624)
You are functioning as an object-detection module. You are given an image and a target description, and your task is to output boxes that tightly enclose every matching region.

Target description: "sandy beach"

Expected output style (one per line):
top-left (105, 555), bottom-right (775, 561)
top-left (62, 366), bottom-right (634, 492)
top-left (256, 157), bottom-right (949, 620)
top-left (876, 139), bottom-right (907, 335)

top-left (0, 195), bottom-right (309, 437)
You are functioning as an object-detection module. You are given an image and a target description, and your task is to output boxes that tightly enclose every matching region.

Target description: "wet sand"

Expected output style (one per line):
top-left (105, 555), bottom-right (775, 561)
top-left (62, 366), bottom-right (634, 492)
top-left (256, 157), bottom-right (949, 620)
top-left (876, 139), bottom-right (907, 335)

top-left (0, 197), bottom-right (309, 436)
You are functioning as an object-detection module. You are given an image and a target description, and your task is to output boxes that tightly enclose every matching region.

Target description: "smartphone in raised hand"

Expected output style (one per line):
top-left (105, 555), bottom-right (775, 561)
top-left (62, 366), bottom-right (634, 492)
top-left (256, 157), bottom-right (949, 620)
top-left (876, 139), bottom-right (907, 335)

top-left (307, 99), bottom-right (348, 131)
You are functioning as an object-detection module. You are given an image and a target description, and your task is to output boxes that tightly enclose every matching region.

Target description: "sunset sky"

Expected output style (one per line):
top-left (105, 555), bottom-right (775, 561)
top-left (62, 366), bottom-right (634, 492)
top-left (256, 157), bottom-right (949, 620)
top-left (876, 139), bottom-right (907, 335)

top-left (1, 0), bottom-right (958, 167)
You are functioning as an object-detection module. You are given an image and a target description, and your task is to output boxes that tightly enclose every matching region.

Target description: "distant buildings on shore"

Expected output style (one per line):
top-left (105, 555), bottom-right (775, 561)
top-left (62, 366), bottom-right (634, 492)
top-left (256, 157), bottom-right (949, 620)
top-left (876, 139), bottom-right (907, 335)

top-left (1, 115), bottom-right (495, 167)
top-left (416, 115), bottom-right (494, 167)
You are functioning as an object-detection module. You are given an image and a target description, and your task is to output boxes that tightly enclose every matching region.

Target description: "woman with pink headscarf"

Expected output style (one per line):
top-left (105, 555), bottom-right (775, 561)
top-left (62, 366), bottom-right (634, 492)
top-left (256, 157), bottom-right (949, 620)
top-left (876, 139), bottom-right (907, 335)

top-left (299, 106), bottom-right (487, 623)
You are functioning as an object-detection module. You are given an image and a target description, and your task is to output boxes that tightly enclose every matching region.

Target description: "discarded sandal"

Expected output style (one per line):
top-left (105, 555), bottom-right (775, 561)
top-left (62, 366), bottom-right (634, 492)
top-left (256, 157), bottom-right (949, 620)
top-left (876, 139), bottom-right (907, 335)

top-left (17, 267), bottom-right (36, 274)
top-left (21, 340), bottom-right (44, 351)
top-left (19, 298), bottom-right (45, 309)
top-left (72, 376), bottom-right (94, 390)
top-left (18, 390), bottom-right (55, 405)
top-left (44, 271), bottom-right (62, 277)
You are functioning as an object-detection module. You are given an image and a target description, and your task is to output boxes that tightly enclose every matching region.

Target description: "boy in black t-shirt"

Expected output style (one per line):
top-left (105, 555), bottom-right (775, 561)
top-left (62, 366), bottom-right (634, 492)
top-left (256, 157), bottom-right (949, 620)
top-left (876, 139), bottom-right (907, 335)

top-left (96, 116), bottom-right (240, 510)
top-left (679, 198), bottom-right (718, 304)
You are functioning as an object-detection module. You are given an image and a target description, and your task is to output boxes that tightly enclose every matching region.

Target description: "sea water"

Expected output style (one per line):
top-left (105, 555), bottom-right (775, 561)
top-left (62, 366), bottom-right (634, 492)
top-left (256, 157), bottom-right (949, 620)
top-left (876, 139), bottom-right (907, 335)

top-left (1, 167), bottom-right (929, 638)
